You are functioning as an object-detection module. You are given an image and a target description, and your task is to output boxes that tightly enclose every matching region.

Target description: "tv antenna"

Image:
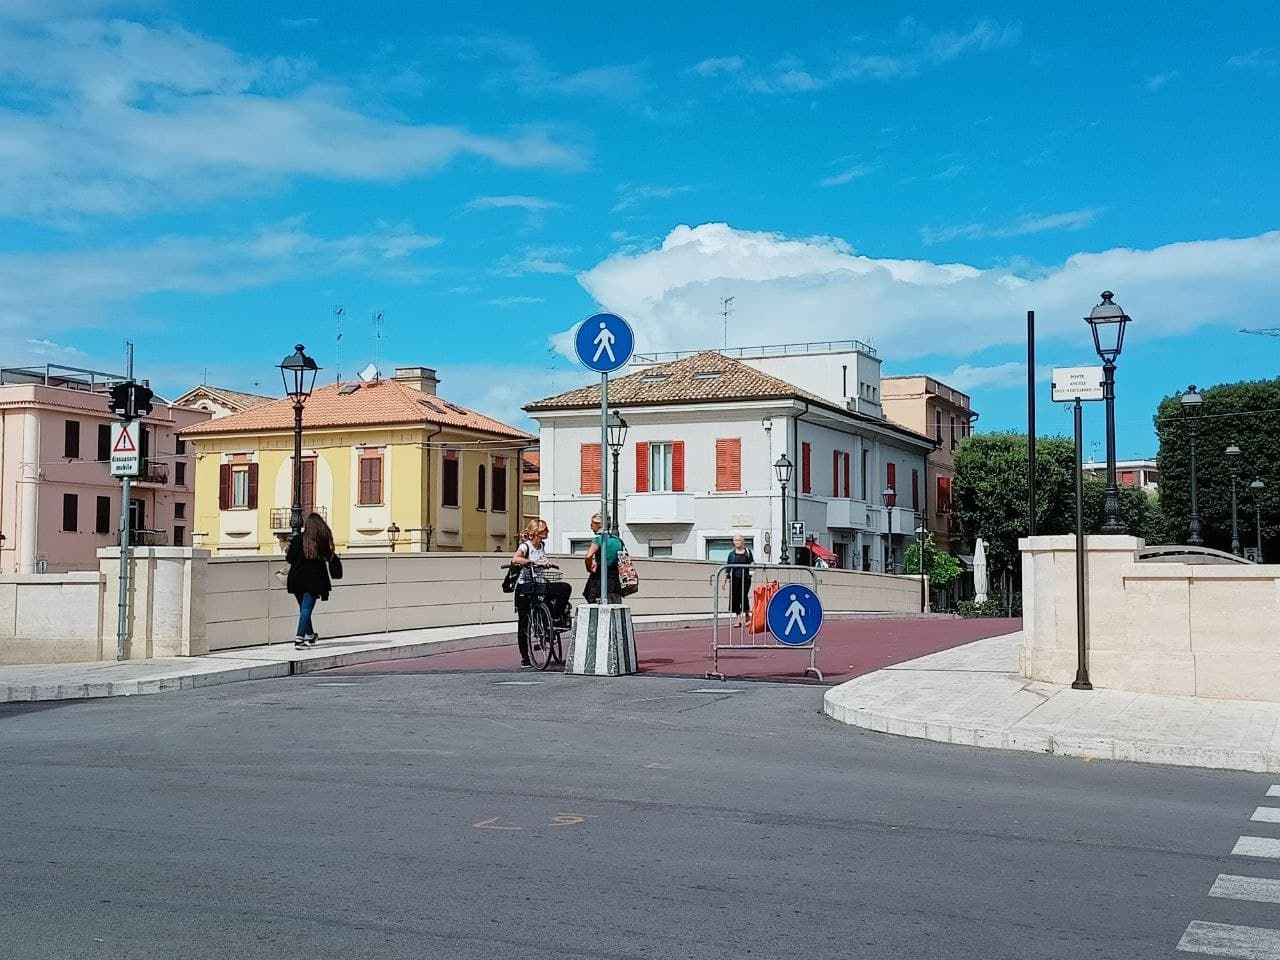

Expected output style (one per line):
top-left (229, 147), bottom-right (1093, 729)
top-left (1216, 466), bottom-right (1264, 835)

top-left (334, 305), bottom-right (345, 384)
top-left (373, 310), bottom-right (384, 377)
top-left (720, 295), bottom-right (734, 350)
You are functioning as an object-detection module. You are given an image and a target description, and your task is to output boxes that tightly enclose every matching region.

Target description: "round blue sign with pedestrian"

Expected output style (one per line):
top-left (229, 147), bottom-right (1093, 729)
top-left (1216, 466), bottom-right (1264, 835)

top-left (766, 585), bottom-right (823, 646)
top-left (574, 313), bottom-right (634, 373)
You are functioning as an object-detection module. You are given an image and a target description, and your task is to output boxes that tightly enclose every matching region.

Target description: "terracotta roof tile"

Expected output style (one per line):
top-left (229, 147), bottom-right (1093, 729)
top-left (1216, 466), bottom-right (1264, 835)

top-left (181, 378), bottom-right (531, 440)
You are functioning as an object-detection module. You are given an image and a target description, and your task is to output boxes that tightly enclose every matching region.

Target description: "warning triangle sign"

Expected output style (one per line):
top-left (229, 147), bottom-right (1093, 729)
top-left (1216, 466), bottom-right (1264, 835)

top-left (112, 427), bottom-right (137, 453)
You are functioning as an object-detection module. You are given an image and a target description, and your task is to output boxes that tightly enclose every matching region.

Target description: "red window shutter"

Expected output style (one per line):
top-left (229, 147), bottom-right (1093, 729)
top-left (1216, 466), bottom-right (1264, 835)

top-left (886, 461), bottom-right (896, 494)
top-left (832, 450), bottom-right (839, 496)
top-left (843, 453), bottom-right (851, 498)
top-left (672, 441), bottom-right (685, 492)
top-left (218, 463), bottom-right (231, 510)
top-left (937, 476), bottom-right (952, 513)
top-left (1121, 471), bottom-right (1135, 485)
top-left (580, 443), bottom-right (602, 495)
top-left (802, 442), bottom-right (811, 494)
top-left (246, 463), bottom-right (259, 509)
top-left (715, 438), bottom-right (740, 492)
top-left (635, 441), bottom-right (649, 493)
top-left (912, 469), bottom-right (920, 510)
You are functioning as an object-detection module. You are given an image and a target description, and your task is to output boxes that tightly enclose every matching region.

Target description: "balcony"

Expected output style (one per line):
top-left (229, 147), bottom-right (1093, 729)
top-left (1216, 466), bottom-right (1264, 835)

top-left (625, 492), bottom-right (696, 525)
top-left (270, 505), bottom-right (328, 532)
top-left (133, 459), bottom-right (168, 486)
top-left (827, 498), bottom-right (872, 531)
top-left (120, 528), bottom-right (167, 547)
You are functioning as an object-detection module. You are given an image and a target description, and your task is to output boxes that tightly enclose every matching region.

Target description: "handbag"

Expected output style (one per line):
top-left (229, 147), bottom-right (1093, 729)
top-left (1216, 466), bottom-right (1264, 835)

top-left (328, 554), bottom-right (344, 580)
top-left (501, 564), bottom-right (520, 594)
top-left (617, 550), bottom-right (640, 596)
top-left (750, 581), bottom-right (780, 634)
top-left (274, 564), bottom-right (289, 585)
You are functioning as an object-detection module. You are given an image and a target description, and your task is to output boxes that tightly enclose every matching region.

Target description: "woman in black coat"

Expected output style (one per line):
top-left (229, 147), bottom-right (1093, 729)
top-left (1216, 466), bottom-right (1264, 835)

top-left (286, 513), bottom-right (337, 650)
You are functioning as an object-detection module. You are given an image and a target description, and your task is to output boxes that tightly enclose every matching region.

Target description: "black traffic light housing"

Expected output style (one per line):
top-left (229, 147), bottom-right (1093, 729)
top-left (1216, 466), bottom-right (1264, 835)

top-left (108, 381), bottom-right (154, 420)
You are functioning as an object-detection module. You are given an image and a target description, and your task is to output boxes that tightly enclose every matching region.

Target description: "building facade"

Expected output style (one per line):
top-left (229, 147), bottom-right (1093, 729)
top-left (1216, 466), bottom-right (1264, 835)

top-left (881, 375), bottom-right (977, 553)
top-left (1082, 458), bottom-right (1159, 493)
top-left (172, 384), bottom-right (274, 419)
top-left (527, 350), bottom-right (933, 571)
top-left (182, 367), bottom-right (532, 556)
top-left (0, 365), bottom-right (207, 574)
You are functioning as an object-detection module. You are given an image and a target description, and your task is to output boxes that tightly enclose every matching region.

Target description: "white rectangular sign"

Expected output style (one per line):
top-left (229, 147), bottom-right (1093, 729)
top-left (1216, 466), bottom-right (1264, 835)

top-left (109, 421), bottom-right (140, 477)
top-left (1051, 365), bottom-right (1105, 402)
top-left (790, 520), bottom-right (806, 547)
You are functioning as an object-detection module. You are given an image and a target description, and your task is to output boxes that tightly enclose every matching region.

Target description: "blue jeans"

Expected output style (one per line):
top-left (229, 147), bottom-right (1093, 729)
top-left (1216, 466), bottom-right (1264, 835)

top-left (295, 592), bottom-right (317, 638)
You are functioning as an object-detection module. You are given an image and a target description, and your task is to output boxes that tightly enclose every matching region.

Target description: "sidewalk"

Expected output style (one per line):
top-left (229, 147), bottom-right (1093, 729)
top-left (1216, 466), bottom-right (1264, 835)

top-left (822, 631), bottom-right (1280, 773)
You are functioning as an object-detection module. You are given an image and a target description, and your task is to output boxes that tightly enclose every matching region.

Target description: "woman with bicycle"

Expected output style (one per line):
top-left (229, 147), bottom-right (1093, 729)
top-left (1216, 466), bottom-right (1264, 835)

top-left (510, 520), bottom-right (572, 666)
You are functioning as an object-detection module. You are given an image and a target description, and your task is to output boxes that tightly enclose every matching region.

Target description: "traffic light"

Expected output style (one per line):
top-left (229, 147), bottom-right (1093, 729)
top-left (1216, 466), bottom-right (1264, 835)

top-left (108, 381), bottom-right (154, 420)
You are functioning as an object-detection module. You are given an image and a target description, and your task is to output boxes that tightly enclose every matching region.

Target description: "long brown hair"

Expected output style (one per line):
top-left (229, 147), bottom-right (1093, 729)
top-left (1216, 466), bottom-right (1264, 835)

top-left (302, 513), bottom-right (334, 560)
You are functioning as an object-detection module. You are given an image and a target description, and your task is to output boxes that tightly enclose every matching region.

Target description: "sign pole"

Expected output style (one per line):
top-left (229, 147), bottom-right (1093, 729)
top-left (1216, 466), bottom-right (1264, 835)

top-left (1071, 397), bottom-right (1092, 690)
top-left (116, 342), bottom-right (134, 662)
top-left (599, 371), bottom-right (609, 605)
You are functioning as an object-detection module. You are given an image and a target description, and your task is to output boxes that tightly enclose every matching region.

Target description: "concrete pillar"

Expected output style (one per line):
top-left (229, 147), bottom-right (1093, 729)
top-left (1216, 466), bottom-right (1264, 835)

top-left (565, 603), bottom-right (636, 676)
top-left (17, 411), bottom-right (39, 574)
top-left (98, 547), bottom-right (210, 659)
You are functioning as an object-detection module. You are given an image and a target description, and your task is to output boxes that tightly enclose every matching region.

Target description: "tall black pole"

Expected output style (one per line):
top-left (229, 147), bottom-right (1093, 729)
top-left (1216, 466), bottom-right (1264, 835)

top-left (1256, 499), bottom-right (1264, 562)
top-left (1100, 358), bottom-right (1123, 533)
top-left (1027, 310), bottom-right (1037, 536)
top-left (1231, 476), bottom-right (1242, 556)
top-left (1187, 425), bottom-right (1203, 545)
top-left (917, 520), bottom-right (927, 612)
top-left (1071, 398), bottom-right (1091, 690)
top-left (610, 448), bottom-right (620, 535)
top-left (290, 401), bottom-right (304, 536)
top-left (780, 482), bottom-right (790, 565)
top-left (887, 508), bottom-right (895, 574)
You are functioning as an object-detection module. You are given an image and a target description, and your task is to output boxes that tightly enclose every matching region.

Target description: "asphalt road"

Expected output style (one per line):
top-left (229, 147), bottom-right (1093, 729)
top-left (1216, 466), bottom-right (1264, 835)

top-left (2, 669), bottom-right (1277, 960)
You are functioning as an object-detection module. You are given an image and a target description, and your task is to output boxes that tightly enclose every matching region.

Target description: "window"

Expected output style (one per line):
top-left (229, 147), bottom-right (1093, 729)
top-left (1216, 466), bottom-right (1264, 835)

top-left (801, 442), bottom-right (811, 494)
top-left (715, 438), bottom-right (741, 492)
top-left (477, 463), bottom-right (487, 510)
top-left (861, 449), bottom-right (869, 500)
top-left (175, 461), bottom-right (187, 487)
top-left (492, 456), bottom-right (508, 512)
top-left (645, 441), bottom-right (684, 493)
top-left (935, 409), bottom-right (943, 443)
top-left (300, 459), bottom-right (315, 515)
top-left (704, 536), bottom-right (753, 561)
top-left (219, 462), bottom-right (258, 510)
top-left (64, 420), bottom-right (80, 459)
top-left (843, 452), bottom-right (851, 498)
top-left (359, 451), bottom-right (383, 505)
top-left (62, 493), bottom-right (78, 531)
top-left (568, 538), bottom-right (593, 555)
top-left (832, 451), bottom-right (850, 498)
top-left (97, 424), bottom-right (111, 461)
top-left (937, 476), bottom-right (953, 515)
top-left (1121, 470), bottom-right (1135, 486)
top-left (173, 526), bottom-right (185, 547)
top-left (96, 496), bottom-right (111, 534)
top-left (950, 416), bottom-right (957, 450)
top-left (174, 502), bottom-right (186, 520)
top-left (649, 544), bottom-right (673, 558)
top-left (886, 462), bottom-right (897, 496)
top-left (580, 443), bottom-right (602, 495)
top-left (912, 469), bottom-right (920, 511)
top-left (442, 450), bottom-right (460, 507)
top-left (176, 437), bottom-right (187, 455)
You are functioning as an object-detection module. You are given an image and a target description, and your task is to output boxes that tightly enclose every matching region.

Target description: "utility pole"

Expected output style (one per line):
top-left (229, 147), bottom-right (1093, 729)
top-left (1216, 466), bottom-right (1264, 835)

top-left (720, 296), bottom-right (734, 351)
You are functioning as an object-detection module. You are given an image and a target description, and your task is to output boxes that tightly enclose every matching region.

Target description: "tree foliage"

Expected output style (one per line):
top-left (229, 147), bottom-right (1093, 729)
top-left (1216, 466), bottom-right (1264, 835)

top-left (952, 432), bottom-right (1164, 578)
top-left (1155, 378), bottom-right (1280, 557)
top-left (903, 534), bottom-right (962, 586)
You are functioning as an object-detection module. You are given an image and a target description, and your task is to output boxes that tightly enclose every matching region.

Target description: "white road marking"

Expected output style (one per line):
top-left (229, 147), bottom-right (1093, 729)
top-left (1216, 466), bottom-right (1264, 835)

top-left (1269, 786), bottom-right (1280, 798)
top-left (1233, 837), bottom-right (1280, 859)
top-left (315, 682), bottom-right (358, 686)
top-left (1253, 808), bottom-right (1280, 823)
top-left (1178, 920), bottom-right (1280, 958)
top-left (689, 687), bottom-right (744, 694)
top-left (1211, 875), bottom-right (1280, 905)
top-left (494, 681), bottom-right (545, 686)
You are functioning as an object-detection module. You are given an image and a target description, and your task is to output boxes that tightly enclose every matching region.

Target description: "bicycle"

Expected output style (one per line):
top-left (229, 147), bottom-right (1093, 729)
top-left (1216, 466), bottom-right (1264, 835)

top-left (506, 563), bottom-right (570, 670)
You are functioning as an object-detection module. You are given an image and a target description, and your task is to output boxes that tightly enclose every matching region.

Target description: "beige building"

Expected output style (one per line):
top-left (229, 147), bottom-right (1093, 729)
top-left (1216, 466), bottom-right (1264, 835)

top-left (173, 384), bottom-right (273, 419)
top-left (0, 364), bottom-right (209, 574)
top-left (880, 375), bottom-right (976, 553)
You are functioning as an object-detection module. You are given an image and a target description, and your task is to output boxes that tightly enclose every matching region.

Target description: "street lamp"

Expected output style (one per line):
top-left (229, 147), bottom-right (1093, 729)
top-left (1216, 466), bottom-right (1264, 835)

top-left (774, 453), bottom-right (793, 564)
top-left (1084, 292), bottom-right (1132, 533)
top-left (606, 410), bottom-right (628, 535)
top-left (278, 344), bottom-right (320, 538)
top-left (882, 485), bottom-right (897, 574)
top-left (386, 522), bottom-right (400, 552)
top-left (1180, 385), bottom-right (1204, 545)
top-left (914, 522), bottom-right (928, 611)
top-left (1226, 444), bottom-right (1242, 556)
top-left (1251, 479), bottom-right (1265, 563)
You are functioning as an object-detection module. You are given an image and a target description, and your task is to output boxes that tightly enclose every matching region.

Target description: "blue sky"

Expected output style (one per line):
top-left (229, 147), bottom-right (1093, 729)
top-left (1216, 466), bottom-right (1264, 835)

top-left (3, 1), bottom-right (1279, 457)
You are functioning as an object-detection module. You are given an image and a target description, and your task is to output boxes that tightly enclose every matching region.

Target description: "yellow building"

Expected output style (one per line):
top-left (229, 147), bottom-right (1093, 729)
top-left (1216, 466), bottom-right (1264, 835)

top-left (181, 367), bottom-right (533, 555)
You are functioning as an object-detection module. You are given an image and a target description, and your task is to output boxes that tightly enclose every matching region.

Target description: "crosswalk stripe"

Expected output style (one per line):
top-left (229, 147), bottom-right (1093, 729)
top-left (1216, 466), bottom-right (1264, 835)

top-left (1268, 786), bottom-right (1280, 798)
top-left (1234, 837), bottom-right (1280, 859)
top-left (1253, 808), bottom-right (1280, 823)
top-left (1179, 921), bottom-right (1280, 958)
top-left (1212, 875), bottom-right (1280, 905)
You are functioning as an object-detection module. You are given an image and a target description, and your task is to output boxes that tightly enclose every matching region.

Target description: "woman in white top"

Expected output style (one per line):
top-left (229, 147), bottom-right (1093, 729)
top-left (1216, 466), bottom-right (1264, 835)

top-left (509, 519), bottom-right (572, 666)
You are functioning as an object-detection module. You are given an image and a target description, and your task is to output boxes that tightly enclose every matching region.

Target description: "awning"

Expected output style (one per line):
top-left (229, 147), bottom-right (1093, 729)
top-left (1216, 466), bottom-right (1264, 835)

top-left (807, 541), bottom-right (838, 566)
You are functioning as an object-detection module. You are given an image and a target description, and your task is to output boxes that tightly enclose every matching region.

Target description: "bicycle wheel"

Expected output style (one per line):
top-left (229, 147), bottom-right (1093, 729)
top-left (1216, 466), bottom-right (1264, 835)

top-left (527, 603), bottom-right (554, 670)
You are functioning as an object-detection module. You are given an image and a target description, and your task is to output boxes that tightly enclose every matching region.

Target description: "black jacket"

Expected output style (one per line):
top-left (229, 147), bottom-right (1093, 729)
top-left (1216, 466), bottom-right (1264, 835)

top-left (285, 535), bottom-right (333, 601)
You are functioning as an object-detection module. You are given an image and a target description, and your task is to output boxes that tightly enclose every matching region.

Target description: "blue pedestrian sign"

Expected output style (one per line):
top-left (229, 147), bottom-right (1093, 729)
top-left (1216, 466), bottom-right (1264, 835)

top-left (766, 585), bottom-right (823, 646)
top-left (574, 313), bottom-right (634, 373)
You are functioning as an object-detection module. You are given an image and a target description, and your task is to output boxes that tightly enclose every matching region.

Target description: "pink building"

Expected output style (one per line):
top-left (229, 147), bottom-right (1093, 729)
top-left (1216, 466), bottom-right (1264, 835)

top-left (0, 365), bottom-right (209, 574)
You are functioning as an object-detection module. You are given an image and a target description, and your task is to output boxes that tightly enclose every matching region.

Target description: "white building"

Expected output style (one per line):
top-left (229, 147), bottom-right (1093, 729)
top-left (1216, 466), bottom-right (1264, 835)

top-left (526, 345), bottom-right (933, 571)
top-left (1083, 458), bottom-right (1159, 493)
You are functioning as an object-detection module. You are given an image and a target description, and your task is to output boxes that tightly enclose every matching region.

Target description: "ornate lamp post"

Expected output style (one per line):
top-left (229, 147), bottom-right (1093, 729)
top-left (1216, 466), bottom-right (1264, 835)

top-left (277, 344), bottom-right (320, 537)
top-left (774, 453), bottom-right (793, 564)
top-left (1251, 479), bottom-right (1265, 562)
top-left (386, 522), bottom-right (400, 552)
top-left (1084, 292), bottom-right (1132, 533)
top-left (882, 485), bottom-right (897, 574)
top-left (1226, 444), bottom-right (1243, 556)
top-left (606, 410), bottom-right (628, 535)
top-left (914, 521), bottom-right (928, 611)
top-left (1179, 385), bottom-right (1204, 545)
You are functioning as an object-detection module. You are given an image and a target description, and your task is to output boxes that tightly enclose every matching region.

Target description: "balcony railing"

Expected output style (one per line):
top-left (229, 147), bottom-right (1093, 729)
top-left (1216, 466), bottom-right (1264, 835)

top-left (120, 529), bottom-right (167, 547)
top-left (134, 459), bottom-right (168, 485)
top-left (270, 506), bottom-right (327, 531)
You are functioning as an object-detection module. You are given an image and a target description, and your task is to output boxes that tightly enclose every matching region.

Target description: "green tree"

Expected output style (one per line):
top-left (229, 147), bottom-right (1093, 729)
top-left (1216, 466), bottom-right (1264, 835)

top-left (903, 534), bottom-right (961, 586)
top-left (1155, 378), bottom-right (1280, 556)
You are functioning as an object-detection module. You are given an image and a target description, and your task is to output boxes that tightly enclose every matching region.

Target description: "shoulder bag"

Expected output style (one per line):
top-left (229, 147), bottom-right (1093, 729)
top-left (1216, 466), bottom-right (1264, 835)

top-left (617, 547), bottom-right (640, 596)
top-left (328, 554), bottom-right (344, 580)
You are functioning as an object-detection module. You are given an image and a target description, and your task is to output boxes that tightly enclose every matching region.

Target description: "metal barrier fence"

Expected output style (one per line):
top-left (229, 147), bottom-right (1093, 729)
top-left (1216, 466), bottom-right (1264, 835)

top-left (707, 563), bottom-right (823, 682)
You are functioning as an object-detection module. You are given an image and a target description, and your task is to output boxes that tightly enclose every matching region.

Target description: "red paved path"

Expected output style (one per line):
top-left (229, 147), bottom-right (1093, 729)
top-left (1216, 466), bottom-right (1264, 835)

top-left (331, 617), bottom-right (1022, 684)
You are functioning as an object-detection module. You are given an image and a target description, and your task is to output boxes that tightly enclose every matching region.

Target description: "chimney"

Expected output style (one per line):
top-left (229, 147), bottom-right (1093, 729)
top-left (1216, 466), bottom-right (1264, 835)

top-left (393, 366), bottom-right (440, 395)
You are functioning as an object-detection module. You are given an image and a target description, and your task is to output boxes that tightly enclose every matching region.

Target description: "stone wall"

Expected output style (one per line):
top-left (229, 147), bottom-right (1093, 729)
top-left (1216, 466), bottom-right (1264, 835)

top-left (1021, 534), bottom-right (1280, 700)
top-left (0, 572), bottom-right (104, 664)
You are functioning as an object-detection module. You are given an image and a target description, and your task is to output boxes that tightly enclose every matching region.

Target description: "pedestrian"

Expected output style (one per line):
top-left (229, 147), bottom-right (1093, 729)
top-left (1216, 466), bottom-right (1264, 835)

top-left (511, 520), bottom-right (573, 666)
top-left (583, 513), bottom-right (623, 604)
top-left (721, 534), bottom-right (754, 628)
top-left (285, 512), bottom-right (338, 651)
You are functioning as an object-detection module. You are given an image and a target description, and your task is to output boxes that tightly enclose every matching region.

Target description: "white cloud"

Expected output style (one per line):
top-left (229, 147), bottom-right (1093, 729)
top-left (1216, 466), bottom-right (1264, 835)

top-left (820, 165), bottom-right (874, 187)
top-left (573, 222), bottom-right (1280, 362)
top-left (487, 296), bottom-right (545, 306)
top-left (467, 36), bottom-right (648, 100)
top-left (494, 245), bottom-right (575, 276)
top-left (612, 183), bottom-right (695, 213)
top-left (0, 16), bottom-right (583, 220)
top-left (925, 361), bottom-right (1027, 392)
top-left (1143, 71), bottom-right (1177, 91)
top-left (921, 209), bottom-right (1100, 245)
top-left (690, 56), bottom-right (745, 77)
top-left (1227, 49), bottom-right (1279, 73)
top-left (467, 195), bottom-right (562, 211)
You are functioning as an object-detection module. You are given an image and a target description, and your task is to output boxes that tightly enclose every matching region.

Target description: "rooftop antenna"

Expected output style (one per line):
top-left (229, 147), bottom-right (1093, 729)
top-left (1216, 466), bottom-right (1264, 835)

top-left (334, 305), bottom-right (345, 384)
top-left (720, 296), bottom-right (734, 351)
top-left (373, 310), bottom-right (384, 380)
